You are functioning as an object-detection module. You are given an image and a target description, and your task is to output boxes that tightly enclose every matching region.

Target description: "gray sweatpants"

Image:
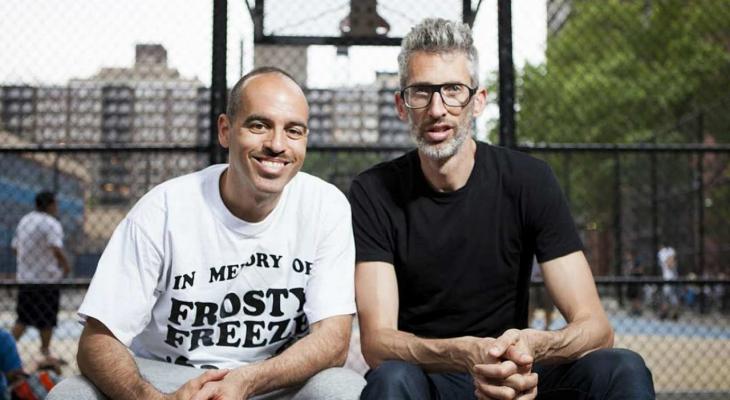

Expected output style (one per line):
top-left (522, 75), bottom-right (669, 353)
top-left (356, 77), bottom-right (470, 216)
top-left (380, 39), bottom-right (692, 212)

top-left (47, 357), bottom-right (365, 399)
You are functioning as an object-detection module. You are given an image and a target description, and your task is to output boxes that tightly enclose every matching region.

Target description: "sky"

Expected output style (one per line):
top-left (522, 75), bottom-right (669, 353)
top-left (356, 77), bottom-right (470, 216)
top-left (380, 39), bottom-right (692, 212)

top-left (0, 0), bottom-right (547, 138)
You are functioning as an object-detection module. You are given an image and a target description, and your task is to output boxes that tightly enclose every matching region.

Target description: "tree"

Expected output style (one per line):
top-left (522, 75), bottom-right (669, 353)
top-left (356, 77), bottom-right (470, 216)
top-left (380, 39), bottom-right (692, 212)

top-left (517, 0), bottom-right (730, 144)
top-left (510, 0), bottom-right (730, 274)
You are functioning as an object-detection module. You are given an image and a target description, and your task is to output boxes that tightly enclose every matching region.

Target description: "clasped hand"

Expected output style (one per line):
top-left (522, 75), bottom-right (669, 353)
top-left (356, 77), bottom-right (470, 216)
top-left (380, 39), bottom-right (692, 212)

top-left (166, 366), bottom-right (257, 400)
top-left (470, 329), bottom-right (538, 400)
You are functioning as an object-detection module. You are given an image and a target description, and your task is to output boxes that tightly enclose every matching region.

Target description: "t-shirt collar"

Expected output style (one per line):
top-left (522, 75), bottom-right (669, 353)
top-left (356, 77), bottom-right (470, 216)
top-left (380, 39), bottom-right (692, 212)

top-left (205, 164), bottom-right (292, 236)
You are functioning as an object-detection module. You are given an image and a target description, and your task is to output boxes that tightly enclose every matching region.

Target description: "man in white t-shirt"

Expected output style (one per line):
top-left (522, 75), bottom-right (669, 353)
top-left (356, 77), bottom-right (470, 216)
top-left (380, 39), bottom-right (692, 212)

top-left (658, 245), bottom-right (679, 319)
top-left (49, 67), bottom-right (364, 400)
top-left (11, 191), bottom-right (70, 361)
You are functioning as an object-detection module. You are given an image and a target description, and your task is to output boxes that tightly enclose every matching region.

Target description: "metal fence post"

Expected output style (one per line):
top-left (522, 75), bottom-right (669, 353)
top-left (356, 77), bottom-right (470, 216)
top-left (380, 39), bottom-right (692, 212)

top-left (210, 0), bottom-right (228, 166)
top-left (563, 153), bottom-right (571, 208)
top-left (614, 152), bottom-right (623, 306)
top-left (497, 0), bottom-right (516, 148)
top-left (53, 153), bottom-right (60, 193)
top-left (697, 113), bottom-right (707, 313)
top-left (650, 136), bottom-right (659, 276)
top-left (463, 0), bottom-right (474, 26)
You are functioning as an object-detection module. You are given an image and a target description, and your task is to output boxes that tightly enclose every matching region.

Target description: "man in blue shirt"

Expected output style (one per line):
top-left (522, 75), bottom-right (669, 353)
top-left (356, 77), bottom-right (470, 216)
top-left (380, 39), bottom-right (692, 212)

top-left (0, 328), bottom-right (23, 400)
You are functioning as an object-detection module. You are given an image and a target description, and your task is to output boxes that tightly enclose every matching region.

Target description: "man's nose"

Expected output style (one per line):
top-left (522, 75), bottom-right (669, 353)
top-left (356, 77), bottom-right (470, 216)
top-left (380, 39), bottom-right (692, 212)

top-left (264, 128), bottom-right (286, 154)
top-left (427, 91), bottom-right (447, 118)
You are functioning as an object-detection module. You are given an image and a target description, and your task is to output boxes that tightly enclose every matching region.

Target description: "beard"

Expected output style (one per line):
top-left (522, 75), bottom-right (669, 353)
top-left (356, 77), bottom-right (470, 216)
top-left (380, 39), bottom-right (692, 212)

top-left (409, 106), bottom-right (474, 161)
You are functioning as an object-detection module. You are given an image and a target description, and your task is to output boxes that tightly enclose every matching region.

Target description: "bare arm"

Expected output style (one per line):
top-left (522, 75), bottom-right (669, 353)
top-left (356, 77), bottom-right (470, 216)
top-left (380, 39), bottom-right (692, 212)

top-left (356, 261), bottom-right (487, 373)
top-left (192, 314), bottom-right (353, 399)
top-left (531, 250), bottom-right (614, 362)
top-left (471, 252), bottom-right (611, 399)
top-left (487, 251), bottom-right (614, 366)
top-left (50, 246), bottom-right (70, 277)
top-left (77, 317), bottom-right (227, 400)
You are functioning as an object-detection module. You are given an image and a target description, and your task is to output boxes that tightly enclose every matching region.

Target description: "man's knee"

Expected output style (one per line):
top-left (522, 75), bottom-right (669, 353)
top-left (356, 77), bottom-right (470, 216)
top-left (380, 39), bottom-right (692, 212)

top-left (47, 375), bottom-right (106, 400)
top-left (367, 360), bottom-right (424, 384)
top-left (293, 367), bottom-right (365, 400)
top-left (587, 349), bottom-right (651, 377)
top-left (582, 348), bottom-right (654, 396)
top-left (362, 361), bottom-right (429, 399)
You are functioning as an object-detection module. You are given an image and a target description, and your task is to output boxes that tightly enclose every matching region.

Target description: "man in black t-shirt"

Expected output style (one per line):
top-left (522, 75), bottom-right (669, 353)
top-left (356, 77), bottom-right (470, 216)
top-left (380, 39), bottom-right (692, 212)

top-left (351, 18), bottom-right (655, 400)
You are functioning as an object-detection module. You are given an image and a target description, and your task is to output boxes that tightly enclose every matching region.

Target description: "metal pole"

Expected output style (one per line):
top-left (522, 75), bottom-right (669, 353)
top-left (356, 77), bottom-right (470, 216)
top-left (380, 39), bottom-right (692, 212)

top-left (462, 0), bottom-right (474, 26)
top-left (253, 0), bottom-right (265, 42)
top-left (53, 153), bottom-right (60, 193)
top-left (563, 154), bottom-right (571, 208)
top-left (210, 0), bottom-right (228, 165)
top-left (614, 152), bottom-right (623, 306)
top-left (497, 0), bottom-right (516, 148)
top-left (697, 113), bottom-right (706, 313)
top-left (650, 136), bottom-right (659, 275)
top-left (697, 113), bottom-right (705, 276)
top-left (239, 39), bottom-right (245, 79)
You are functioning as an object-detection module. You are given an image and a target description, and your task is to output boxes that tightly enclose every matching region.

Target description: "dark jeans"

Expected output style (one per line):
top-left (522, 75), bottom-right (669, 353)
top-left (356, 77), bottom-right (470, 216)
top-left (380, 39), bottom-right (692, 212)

top-left (361, 348), bottom-right (655, 400)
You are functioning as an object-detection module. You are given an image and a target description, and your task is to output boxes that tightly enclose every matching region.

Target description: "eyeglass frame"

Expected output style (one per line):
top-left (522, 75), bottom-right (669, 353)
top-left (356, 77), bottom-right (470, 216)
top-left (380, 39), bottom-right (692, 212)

top-left (399, 83), bottom-right (478, 109)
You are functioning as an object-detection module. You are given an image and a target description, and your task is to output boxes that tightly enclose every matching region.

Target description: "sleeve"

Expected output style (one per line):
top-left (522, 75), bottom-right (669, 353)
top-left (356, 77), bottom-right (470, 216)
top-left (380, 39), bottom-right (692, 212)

top-left (77, 218), bottom-right (164, 346)
top-left (47, 219), bottom-right (64, 248)
top-left (0, 329), bottom-right (22, 373)
top-left (348, 177), bottom-right (394, 264)
top-left (303, 189), bottom-right (356, 325)
top-left (527, 162), bottom-right (583, 263)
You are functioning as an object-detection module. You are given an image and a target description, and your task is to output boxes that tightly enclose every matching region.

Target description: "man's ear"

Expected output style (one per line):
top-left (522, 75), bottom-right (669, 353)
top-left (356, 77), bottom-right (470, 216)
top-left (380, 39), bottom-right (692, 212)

top-left (471, 87), bottom-right (488, 117)
top-left (218, 114), bottom-right (231, 148)
top-left (394, 91), bottom-right (409, 121)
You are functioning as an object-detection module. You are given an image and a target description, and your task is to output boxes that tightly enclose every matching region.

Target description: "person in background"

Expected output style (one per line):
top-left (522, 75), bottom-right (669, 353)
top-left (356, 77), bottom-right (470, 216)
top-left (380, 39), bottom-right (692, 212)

top-left (658, 245), bottom-right (680, 320)
top-left (11, 191), bottom-right (70, 363)
top-left (1, 328), bottom-right (23, 400)
top-left (624, 249), bottom-right (645, 317)
top-left (1, 328), bottom-right (61, 400)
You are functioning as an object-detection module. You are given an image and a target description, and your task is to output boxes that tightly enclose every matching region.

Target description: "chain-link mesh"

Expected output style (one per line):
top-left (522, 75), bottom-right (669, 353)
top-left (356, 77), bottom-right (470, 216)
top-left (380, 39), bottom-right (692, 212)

top-left (505, 3), bottom-right (730, 394)
top-left (1, 0), bottom-right (728, 397)
top-left (527, 148), bottom-right (730, 395)
top-left (512, 1), bottom-right (730, 145)
top-left (0, 151), bottom-right (206, 382)
top-left (528, 150), bottom-right (729, 277)
top-left (261, 0), bottom-right (464, 38)
top-left (0, 0), bottom-right (219, 389)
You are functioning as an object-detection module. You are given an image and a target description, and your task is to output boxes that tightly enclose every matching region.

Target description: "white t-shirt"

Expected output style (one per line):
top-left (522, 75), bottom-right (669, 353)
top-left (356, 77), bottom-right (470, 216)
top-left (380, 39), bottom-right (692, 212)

top-left (658, 246), bottom-right (677, 280)
top-left (12, 211), bottom-right (64, 283)
top-left (79, 165), bottom-right (356, 369)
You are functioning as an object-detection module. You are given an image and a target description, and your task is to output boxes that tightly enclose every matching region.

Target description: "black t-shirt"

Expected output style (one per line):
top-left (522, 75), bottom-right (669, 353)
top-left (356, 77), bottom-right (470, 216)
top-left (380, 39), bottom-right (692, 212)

top-left (349, 141), bottom-right (582, 339)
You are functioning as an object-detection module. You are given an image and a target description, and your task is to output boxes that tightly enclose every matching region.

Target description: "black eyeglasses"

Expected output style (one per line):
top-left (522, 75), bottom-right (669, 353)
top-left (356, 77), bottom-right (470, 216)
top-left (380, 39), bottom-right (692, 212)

top-left (400, 83), bottom-right (477, 109)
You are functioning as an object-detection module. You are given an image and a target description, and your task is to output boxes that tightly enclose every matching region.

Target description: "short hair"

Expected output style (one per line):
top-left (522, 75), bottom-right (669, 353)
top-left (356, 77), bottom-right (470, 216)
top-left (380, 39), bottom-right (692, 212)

top-left (35, 191), bottom-right (56, 211)
top-left (397, 18), bottom-right (479, 88)
top-left (226, 66), bottom-right (300, 121)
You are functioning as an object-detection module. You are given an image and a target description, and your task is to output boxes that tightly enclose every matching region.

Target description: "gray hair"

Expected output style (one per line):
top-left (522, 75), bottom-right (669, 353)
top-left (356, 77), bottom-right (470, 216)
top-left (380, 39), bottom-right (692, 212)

top-left (397, 18), bottom-right (479, 88)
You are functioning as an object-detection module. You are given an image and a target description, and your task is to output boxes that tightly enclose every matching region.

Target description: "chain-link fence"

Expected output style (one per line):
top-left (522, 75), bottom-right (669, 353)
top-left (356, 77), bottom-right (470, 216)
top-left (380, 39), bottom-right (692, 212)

top-left (513, 0), bottom-right (730, 146)
top-left (1, 0), bottom-right (728, 398)
top-left (506, 3), bottom-right (730, 394)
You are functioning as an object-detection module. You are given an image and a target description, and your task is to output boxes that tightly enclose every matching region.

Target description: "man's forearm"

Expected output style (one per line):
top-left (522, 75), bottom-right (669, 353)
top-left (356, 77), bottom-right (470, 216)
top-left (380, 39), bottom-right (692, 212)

top-left (528, 315), bottom-right (614, 364)
top-left (77, 323), bottom-right (164, 400)
top-left (362, 327), bottom-right (483, 373)
top-left (531, 251), bottom-right (614, 364)
top-left (233, 315), bottom-right (352, 397)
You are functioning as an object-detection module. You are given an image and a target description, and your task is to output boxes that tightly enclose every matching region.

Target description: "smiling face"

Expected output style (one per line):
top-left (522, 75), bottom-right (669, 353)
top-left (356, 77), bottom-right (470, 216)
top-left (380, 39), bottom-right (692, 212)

top-left (218, 72), bottom-right (309, 203)
top-left (396, 51), bottom-right (486, 161)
